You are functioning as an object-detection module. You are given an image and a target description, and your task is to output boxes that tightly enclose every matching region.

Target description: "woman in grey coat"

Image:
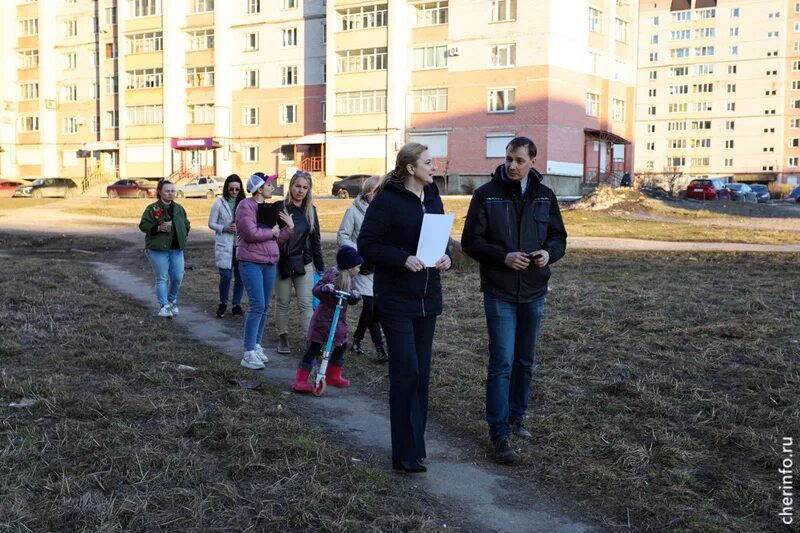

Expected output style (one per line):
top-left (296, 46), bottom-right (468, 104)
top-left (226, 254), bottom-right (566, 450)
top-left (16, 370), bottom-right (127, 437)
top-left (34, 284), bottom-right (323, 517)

top-left (208, 174), bottom-right (246, 318)
top-left (336, 175), bottom-right (387, 362)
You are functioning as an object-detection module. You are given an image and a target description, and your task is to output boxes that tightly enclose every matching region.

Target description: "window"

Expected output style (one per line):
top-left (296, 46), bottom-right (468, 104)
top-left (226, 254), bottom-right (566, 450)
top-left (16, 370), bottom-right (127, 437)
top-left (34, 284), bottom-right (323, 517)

top-left (415, 1), bottom-right (448, 26)
top-left (612, 99), bottom-right (625, 122)
top-left (105, 76), bottom-right (118, 94)
top-left (762, 165), bottom-right (775, 171)
top-left (692, 102), bottom-right (712, 112)
top-left (693, 83), bottom-right (713, 93)
top-left (191, 0), bottom-right (214, 12)
top-left (279, 104), bottom-right (297, 124)
top-left (730, 27), bottom-right (739, 37)
top-left (650, 34), bottom-right (659, 44)
top-left (586, 92), bottom-right (600, 116)
top-left (729, 46), bottom-right (738, 56)
top-left (187, 66), bottom-right (214, 87)
top-left (695, 27), bottom-right (715, 38)
top-left (646, 142), bottom-right (656, 150)
top-left (763, 147), bottom-right (775, 152)
top-left (335, 90), bottom-right (387, 114)
top-left (693, 64), bottom-right (714, 75)
top-left (691, 120), bottom-right (712, 130)
top-left (189, 103), bottom-right (214, 124)
top-left (670, 66), bottom-right (689, 77)
top-left (790, 157), bottom-right (799, 167)
top-left (727, 83), bottom-right (736, 93)
top-left (728, 65), bottom-right (737, 74)
top-left (690, 138), bottom-right (711, 148)
top-left (105, 41), bottom-right (118, 59)
top-left (690, 157), bottom-right (710, 166)
top-left (489, 43), bottom-right (516, 68)
top-left (19, 18), bottom-right (39, 36)
top-left (413, 45), bottom-right (448, 69)
top-left (588, 7), bottom-right (602, 32)
top-left (589, 50), bottom-right (602, 74)
top-left (649, 70), bottom-right (657, 80)
top-left (92, 116), bottom-right (100, 133)
top-left (281, 0), bottom-right (297, 9)
top-left (672, 11), bottom-right (691, 22)
top-left (321, 101), bottom-right (326, 123)
top-left (791, 100), bottom-right (800, 109)
top-left (695, 46), bottom-right (714, 57)
top-left (647, 124), bottom-right (656, 133)
top-left (790, 139), bottom-right (800, 148)
top-left (726, 120), bottom-right (735, 130)
top-left (63, 53), bottom-right (77, 69)
top-left (63, 117), bottom-right (78, 134)
top-left (649, 52), bottom-right (658, 62)
top-left (338, 4), bottom-right (388, 31)
top-left (126, 105), bottom-right (163, 125)
top-left (724, 158), bottom-right (733, 167)
top-left (242, 106), bottom-right (259, 126)
top-left (19, 83), bottom-right (39, 100)
top-left (246, 0), bottom-right (260, 14)
top-left (725, 140), bottom-right (734, 149)
top-left (106, 110), bottom-right (118, 128)
top-left (19, 50), bottom-right (39, 68)
top-left (696, 8), bottom-right (715, 19)
top-left (651, 15), bottom-right (659, 25)
top-left (412, 88), bottom-right (448, 113)
top-left (613, 59), bottom-right (627, 82)
top-left (668, 139), bottom-right (685, 149)
top-left (244, 32), bottom-right (259, 51)
top-left (243, 146), bottom-right (259, 163)
top-left (670, 48), bottom-right (690, 59)
top-left (243, 69), bottom-right (259, 88)
top-left (731, 7), bottom-right (739, 17)
top-left (668, 121), bottom-right (686, 131)
top-left (126, 0), bottom-right (161, 18)
top-left (768, 11), bottom-right (781, 18)
top-left (668, 157), bottom-right (686, 167)
top-left (795, 21), bottom-right (800, 32)
top-left (19, 116), bottom-right (40, 132)
top-left (669, 85), bottom-right (688, 95)
top-left (189, 29), bottom-right (214, 50)
top-left (648, 89), bottom-right (657, 97)
top-left (488, 88), bottom-right (515, 113)
top-left (793, 81), bottom-right (800, 90)
top-left (281, 65), bottom-right (298, 86)
top-left (126, 68), bottom-right (163, 89)
top-left (90, 82), bottom-right (99, 99)
top-left (765, 128), bottom-right (775, 133)
top-left (668, 103), bottom-right (687, 113)
top-left (792, 119), bottom-right (800, 128)
top-left (794, 60), bottom-right (800, 71)
top-left (282, 27), bottom-right (297, 47)
top-left (61, 84), bottom-right (78, 102)
top-left (104, 6), bottom-right (117, 24)
top-left (646, 160), bottom-right (655, 170)
top-left (64, 19), bottom-right (78, 37)
top-left (336, 48), bottom-right (388, 73)
top-left (489, 0), bottom-right (515, 22)
top-left (671, 29), bottom-right (690, 40)
top-left (768, 31), bottom-right (780, 38)
top-left (126, 32), bottom-right (163, 53)
top-left (614, 18), bottom-right (628, 42)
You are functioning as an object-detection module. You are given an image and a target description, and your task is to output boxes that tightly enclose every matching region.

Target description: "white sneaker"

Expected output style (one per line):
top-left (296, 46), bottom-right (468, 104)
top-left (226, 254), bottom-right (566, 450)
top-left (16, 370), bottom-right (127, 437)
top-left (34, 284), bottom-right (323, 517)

top-left (158, 305), bottom-right (173, 318)
top-left (240, 350), bottom-right (265, 370)
top-left (255, 344), bottom-right (269, 363)
top-left (169, 302), bottom-right (180, 316)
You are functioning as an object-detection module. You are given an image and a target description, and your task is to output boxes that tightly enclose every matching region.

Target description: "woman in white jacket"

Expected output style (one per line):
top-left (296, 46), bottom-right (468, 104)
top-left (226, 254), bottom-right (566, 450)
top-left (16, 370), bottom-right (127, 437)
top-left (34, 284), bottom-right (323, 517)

top-left (336, 175), bottom-right (387, 362)
top-left (208, 174), bottom-right (246, 318)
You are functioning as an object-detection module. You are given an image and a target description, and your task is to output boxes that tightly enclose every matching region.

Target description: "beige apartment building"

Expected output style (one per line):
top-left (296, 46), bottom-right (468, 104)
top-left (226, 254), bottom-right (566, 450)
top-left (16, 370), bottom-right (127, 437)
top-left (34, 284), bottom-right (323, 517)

top-left (636, 0), bottom-right (800, 186)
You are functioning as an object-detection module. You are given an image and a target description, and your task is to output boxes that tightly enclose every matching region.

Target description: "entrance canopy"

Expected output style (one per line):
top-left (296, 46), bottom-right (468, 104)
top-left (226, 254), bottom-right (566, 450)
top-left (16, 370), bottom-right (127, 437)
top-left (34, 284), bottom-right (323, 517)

top-left (288, 133), bottom-right (325, 145)
top-left (171, 137), bottom-right (220, 150)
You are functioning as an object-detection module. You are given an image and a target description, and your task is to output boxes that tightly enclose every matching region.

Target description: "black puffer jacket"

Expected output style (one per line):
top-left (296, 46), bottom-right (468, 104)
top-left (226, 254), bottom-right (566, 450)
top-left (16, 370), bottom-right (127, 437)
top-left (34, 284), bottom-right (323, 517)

top-left (358, 180), bottom-right (448, 318)
top-left (275, 201), bottom-right (324, 271)
top-left (461, 165), bottom-right (567, 303)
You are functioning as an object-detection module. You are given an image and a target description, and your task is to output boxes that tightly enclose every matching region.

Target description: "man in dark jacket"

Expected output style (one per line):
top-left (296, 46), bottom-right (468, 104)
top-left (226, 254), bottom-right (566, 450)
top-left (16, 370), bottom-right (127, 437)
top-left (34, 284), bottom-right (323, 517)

top-left (461, 136), bottom-right (567, 464)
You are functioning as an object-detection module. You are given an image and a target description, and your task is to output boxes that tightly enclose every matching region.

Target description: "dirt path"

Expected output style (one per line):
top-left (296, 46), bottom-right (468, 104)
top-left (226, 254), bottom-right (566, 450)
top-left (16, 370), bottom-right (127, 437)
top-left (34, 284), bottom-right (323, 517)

top-left (94, 257), bottom-right (599, 533)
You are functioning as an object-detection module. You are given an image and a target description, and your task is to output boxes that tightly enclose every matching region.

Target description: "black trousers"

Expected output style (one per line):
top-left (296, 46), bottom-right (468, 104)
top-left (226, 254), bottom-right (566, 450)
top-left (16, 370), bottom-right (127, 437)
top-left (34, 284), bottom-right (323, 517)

top-left (353, 295), bottom-right (384, 347)
top-left (299, 341), bottom-right (346, 370)
top-left (380, 313), bottom-right (437, 464)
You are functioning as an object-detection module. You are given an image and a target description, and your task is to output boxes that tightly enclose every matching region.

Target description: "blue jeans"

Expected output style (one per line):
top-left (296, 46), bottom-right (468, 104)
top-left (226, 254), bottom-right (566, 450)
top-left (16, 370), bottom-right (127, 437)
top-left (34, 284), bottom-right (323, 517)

top-left (484, 294), bottom-right (545, 441)
top-left (380, 314), bottom-right (437, 464)
top-left (145, 249), bottom-right (184, 307)
top-left (240, 261), bottom-right (276, 351)
top-left (218, 250), bottom-right (243, 306)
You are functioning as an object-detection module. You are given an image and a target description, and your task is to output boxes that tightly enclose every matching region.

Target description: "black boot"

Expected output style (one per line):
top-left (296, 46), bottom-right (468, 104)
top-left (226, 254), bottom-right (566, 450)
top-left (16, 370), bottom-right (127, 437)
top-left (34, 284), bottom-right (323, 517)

top-left (231, 304), bottom-right (244, 316)
top-left (216, 303), bottom-right (226, 318)
top-left (374, 344), bottom-right (388, 363)
top-left (351, 338), bottom-right (365, 356)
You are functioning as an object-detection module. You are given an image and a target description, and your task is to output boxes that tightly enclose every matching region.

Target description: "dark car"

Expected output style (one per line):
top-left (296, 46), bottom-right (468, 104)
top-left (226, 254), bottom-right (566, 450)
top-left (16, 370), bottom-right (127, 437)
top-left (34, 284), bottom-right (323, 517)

top-left (724, 183), bottom-right (757, 203)
top-left (13, 178), bottom-right (77, 198)
top-left (107, 179), bottom-right (157, 199)
top-left (749, 184), bottom-right (771, 203)
top-left (684, 179), bottom-right (731, 201)
top-left (0, 180), bottom-right (24, 198)
top-left (331, 174), bottom-right (371, 199)
top-left (785, 185), bottom-right (800, 203)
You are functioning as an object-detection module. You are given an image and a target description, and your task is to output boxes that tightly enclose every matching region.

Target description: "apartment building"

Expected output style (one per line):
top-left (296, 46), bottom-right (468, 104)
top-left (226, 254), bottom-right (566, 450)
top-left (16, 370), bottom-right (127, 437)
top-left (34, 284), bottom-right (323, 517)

top-left (636, 0), bottom-right (800, 186)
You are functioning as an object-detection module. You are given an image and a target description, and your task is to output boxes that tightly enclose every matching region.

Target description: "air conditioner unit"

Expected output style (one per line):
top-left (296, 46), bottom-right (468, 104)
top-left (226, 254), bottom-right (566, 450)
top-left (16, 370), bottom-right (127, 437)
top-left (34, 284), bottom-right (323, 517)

top-left (229, 143), bottom-right (241, 152)
top-left (3, 101), bottom-right (14, 111)
top-left (45, 99), bottom-right (57, 109)
top-left (448, 46), bottom-right (461, 57)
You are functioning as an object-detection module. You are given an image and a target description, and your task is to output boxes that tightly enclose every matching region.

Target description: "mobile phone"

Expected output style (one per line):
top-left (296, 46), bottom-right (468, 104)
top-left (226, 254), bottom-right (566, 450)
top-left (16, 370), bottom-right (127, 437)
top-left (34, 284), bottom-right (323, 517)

top-left (529, 252), bottom-right (544, 261)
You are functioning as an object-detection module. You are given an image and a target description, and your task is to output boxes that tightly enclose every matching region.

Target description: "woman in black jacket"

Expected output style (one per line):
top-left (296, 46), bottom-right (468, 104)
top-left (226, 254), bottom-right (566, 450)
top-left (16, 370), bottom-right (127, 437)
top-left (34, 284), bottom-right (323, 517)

top-left (274, 171), bottom-right (325, 354)
top-left (358, 143), bottom-right (451, 473)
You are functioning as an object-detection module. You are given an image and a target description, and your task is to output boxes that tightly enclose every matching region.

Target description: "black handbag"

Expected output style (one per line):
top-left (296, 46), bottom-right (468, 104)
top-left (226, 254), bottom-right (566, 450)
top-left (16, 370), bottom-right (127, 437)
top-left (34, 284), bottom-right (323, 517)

top-left (278, 253), bottom-right (306, 279)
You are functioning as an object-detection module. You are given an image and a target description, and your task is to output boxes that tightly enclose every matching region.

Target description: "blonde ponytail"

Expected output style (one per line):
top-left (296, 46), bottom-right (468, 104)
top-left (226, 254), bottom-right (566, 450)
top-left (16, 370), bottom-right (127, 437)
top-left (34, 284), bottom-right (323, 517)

top-left (336, 268), bottom-right (352, 293)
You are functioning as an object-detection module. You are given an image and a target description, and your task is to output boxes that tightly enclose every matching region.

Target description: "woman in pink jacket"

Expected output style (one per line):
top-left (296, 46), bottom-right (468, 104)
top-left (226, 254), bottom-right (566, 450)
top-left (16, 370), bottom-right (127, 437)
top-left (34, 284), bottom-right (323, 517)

top-left (236, 173), bottom-right (294, 370)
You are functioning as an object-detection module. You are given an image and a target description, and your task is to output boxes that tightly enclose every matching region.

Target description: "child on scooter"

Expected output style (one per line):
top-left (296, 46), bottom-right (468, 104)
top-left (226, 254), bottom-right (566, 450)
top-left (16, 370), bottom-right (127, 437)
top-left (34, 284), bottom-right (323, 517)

top-left (292, 245), bottom-right (362, 393)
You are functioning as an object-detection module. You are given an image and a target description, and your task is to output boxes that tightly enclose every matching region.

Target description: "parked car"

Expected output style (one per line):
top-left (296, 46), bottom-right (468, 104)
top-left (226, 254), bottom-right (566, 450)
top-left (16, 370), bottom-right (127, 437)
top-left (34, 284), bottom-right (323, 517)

top-left (0, 180), bottom-right (25, 198)
top-left (331, 174), bottom-right (371, 199)
top-left (785, 185), bottom-right (800, 203)
top-left (175, 176), bottom-right (224, 198)
top-left (724, 183), bottom-right (757, 203)
top-left (13, 178), bottom-right (77, 198)
top-left (107, 179), bottom-right (157, 199)
top-left (684, 179), bottom-right (731, 201)
top-left (749, 184), bottom-right (771, 203)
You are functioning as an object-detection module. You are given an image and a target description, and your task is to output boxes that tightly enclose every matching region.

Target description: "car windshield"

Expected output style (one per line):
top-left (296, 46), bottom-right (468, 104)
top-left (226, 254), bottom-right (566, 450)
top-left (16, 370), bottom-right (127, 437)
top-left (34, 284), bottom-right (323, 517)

top-left (31, 179), bottom-right (45, 186)
top-left (727, 184), bottom-right (743, 190)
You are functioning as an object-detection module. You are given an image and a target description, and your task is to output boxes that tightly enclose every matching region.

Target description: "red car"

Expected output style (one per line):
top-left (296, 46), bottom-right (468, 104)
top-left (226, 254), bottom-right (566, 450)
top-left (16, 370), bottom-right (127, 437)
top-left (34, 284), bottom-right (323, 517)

top-left (107, 179), bottom-right (157, 199)
top-left (684, 179), bottom-right (731, 201)
top-left (0, 180), bottom-right (24, 197)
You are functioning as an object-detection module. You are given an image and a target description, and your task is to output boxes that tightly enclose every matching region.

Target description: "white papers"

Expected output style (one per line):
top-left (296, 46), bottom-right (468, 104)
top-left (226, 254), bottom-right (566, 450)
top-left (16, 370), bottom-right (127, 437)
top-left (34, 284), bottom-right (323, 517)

top-left (416, 213), bottom-right (454, 267)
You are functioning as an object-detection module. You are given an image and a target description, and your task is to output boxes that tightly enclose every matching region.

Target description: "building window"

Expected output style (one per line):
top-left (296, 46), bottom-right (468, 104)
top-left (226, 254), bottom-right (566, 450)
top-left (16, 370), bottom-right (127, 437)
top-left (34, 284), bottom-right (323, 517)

top-left (61, 84), bottom-right (78, 102)
top-left (649, 52), bottom-right (658, 62)
top-left (64, 19), bottom-right (78, 37)
top-left (726, 120), bottom-right (735, 130)
top-left (668, 139), bottom-right (685, 149)
top-left (670, 47), bottom-right (690, 59)
top-left (281, 0), bottom-right (297, 9)
top-left (189, 29), bottom-right (214, 50)
top-left (695, 27), bottom-right (715, 38)
top-left (105, 76), bottom-right (119, 94)
top-left (586, 92), bottom-right (600, 116)
top-left (695, 46), bottom-right (714, 57)
top-left (768, 31), bottom-right (780, 38)
top-left (19, 18), bottom-right (39, 36)
top-left (19, 50), bottom-right (39, 68)
top-left (281, 65), bottom-right (298, 86)
top-left (192, 0), bottom-right (214, 13)
top-left (647, 106), bottom-right (656, 116)
top-left (790, 157), bottom-right (799, 166)
top-left (730, 27), bottom-right (739, 37)
top-left (106, 110), bottom-right (119, 128)
top-left (612, 99), bottom-right (625, 122)
top-left (63, 117), bottom-right (79, 134)
top-left (414, 45), bottom-right (448, 69)
top-left (646, 142), bottom-right (656, 151)
top-left (104, 6), bottom-right (118, 24)
top-left (725, 140), bottom-right (734, 149)
top-left (91, 116), bottom-right (100, 133)
top-left (693, 83), bottom-right (713, 93)
top-left (280, 104), bottom-right (297, 124)
top-left (489, 0), bottom-right (515, 23)
top-left (613, 59), bottom-right (627, 82)
top-left (105, 41), bottom-right (118, 59)
top-left (336, 48), bottom-right (388, 73)
top-left (690, 157), bottom-right (710, 166)
top-left (668, 103), bottom-right (687, 113)
top-left (723, 158), bottom-right (733, 166)
top-left (412, 88), bottom-right (448, 113)
top-left (668, 121), bottom-right (687, 131)
top-left (614, 18), bottom-right (628, 42)
top-left (19, 83), bottom-right (39, 101)
top-left (62, 53), bottom-right (77, 70)
top-left (338, 4), bottom-right (388, 31)
top-left (282, 27), bottom-right (297, 47)
top-left (672, 11), bottom-right (691, 22)
top-left (415, 1), bottom-right (448, 26)
top-left (189, 103), bottom-right (214, 124)
top-left (588, 7), bottom-right (602, 32)
top-left (731, 7), bottom-right (739, 17)
top-left (693, 64), bottom-right (714, 75)
top-left (335, 90), bottom-right (387, 114)
top-left (242, 106), bottom-right (259, 126)
top-left (243, 145), bottom-right (259, 163)
top-left (650, 34), bottom-right (659, 44)
top-left (243, 69), bottom-right (259, 88)
top-left (246, 0), bottom-right (260, 14)
top-left (729, 45), bottom-right (738, 56)
top-left (489, 43), bottom-right (516, 68)
top-left (728, 65), bottom-right (737, 74)
top-left (18, 116), bottom-right (40, 132)
top-left (488, 88), bottom-right (515, 113)
top-left (671, 29), bottom-right (691, 40)
top-left (187, 66), bottom-right (214, 87)
top-left (90, 82), bottom-right (99, 99)
top-left (126, 105), bottom-right (163, 125)
top-left (692, 102), bottom-right (712, 112)
top-left (651, 15), bottom-right (659, 25)
top-left (669, 85), bottom-right (688, 95)
top-left (691, 120), bottom-right (712, 130)
top-left (696, 8), bottom-right (715, 19)
top-left (126, 68), bottom-right (163, 90)
top-left (244, 32), bottom-right (259, 51)
top-left (126, 0), bottom-right (162, 18)
top-left (126, 32), bottom-right (163, 54)
top-left (668, 157), bottom-right (686, 167)
top-left (768, 11), bottom-right (781, 18)
top-left (589, 50), bottom-right (602, 74)
top-left (648, 89), bottom-right (656, 97)
top-left (690, 138), bottom-right (711, 149)
top-left (727, 83), bottom-right (736, 93)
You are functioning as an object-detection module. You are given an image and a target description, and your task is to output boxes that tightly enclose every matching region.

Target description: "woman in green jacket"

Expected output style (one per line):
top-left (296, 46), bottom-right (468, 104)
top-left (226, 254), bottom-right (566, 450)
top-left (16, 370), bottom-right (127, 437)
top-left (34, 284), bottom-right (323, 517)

top-left (138, 179), bottom-right (191, 318)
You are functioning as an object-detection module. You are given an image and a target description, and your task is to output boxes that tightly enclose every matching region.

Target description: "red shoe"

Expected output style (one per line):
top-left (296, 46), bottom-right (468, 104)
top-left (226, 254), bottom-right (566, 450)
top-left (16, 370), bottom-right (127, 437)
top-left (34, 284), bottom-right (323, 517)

top-left (291, 368), bottom-right (313, 393)
top-left (326, 365), bottom-right (351, 388)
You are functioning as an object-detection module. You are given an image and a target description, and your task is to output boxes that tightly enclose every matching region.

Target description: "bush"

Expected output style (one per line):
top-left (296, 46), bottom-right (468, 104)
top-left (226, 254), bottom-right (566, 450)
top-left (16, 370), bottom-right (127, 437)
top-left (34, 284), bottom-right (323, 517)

top-left (768, 183), bottom-right (793, 199)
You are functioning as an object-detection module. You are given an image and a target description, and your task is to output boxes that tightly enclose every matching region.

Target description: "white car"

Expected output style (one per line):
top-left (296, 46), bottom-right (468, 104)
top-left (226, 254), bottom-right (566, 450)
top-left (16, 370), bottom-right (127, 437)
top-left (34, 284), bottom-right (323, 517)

top-left (175, 176), bottom-right (224, 198)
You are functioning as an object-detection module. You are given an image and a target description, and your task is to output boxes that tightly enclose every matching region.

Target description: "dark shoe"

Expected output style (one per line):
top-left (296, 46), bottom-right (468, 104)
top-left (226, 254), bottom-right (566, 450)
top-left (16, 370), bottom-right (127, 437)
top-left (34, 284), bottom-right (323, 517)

top-left (216, 303), bottom-right (226, 318)
top-left (231, 305), bottom-right (244, 316)
top-left (277, 334), bottom-right (291, 354)
top-left (351, 339), bottom-right (365, 356)
top-left (492, 436), bottom-right (517, 464)
top-left (374, 344), bottom-right (388, 363)
top-left (511, 419), bottom-right (533, 440)
top-left (392, 459), bottom-right (427, 473)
